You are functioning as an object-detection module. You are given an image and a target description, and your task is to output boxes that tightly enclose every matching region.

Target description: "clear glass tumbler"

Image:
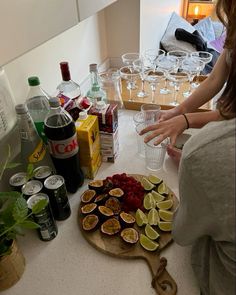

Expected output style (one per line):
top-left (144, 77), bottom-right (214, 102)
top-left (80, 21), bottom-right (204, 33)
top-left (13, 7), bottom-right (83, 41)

top-left (141, 103), bottom-right (161, 126)
top-left (135, 123), bottom-right (146, 158)
top-left (145, 138), bottom-right (168, 171)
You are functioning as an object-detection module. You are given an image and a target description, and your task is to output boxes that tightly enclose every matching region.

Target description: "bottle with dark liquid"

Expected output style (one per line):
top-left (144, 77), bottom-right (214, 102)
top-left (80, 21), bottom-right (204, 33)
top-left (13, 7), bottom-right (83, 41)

top-left (44, 97), bottom-right (84, 193)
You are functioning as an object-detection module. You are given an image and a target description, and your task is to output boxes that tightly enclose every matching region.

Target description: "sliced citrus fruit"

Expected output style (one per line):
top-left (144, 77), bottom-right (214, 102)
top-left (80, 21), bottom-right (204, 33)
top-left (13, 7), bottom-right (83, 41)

top-left (156, 199), bottom-right (173, 210)
top-left (143, 193), bottom-right (155, 210)
top-left (157, 182), bottom-right (169, 195)
top-left (147, 174), bottom-right (162, 185)
top-left (145, 224), bottom-right (160, 240)
top-left (151, 190), bottom-right (165, 203)
top-left (159, 209), bottom-right (174, 222)
top-left (140, 234), bottom-right (159, 251)
top-left (141, 177), bottom-right (155, 191)
top-left (158, 221), bottom-right (172, 232)
top-left (147, 208), bottom-right (159, 226)
top-left (135, 209), bottom-right (148, 227)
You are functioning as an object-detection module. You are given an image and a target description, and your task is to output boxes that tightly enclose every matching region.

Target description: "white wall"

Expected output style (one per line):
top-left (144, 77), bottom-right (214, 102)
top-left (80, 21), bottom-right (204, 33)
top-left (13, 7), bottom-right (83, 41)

top-left (140, 0), bottom-right (183, 53)
top-left (4, 11), bottom-right (108, 104)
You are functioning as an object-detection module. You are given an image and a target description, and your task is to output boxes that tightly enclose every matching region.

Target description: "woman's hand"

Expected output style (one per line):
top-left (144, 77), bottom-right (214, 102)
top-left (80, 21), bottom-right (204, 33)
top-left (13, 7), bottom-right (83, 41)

top-left (139, 115), bottom-right (188, 146)
top-left (158, 108), bottom-right (179, 122)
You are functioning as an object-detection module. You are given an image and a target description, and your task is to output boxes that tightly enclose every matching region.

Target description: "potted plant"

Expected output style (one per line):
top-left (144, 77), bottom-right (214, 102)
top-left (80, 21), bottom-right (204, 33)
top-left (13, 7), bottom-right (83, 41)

top-left (0, 145), bottom-right (46, 291)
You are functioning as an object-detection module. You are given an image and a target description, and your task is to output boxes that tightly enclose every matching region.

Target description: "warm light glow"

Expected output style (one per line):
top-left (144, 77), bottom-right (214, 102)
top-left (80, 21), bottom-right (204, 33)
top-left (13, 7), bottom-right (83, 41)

top-left (194, 5), bottom-right (200, 16)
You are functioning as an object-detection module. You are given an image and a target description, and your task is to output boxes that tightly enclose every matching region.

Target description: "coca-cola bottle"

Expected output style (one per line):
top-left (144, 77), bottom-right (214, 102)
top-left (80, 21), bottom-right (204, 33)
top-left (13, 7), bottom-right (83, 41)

top-left (44, 97), bottom-right (84, 193)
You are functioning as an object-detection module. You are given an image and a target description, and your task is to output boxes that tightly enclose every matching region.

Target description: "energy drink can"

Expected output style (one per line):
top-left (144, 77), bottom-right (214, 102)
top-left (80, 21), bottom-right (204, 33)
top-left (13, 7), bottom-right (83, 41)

top-left (9, 172), bottom-right (28, 192)
top-left (44, 175), bottom-right (71, 221)
top-left (27, 193), bottom-right (58, 241)
top-left (21, 180), bottom-right (43, 200)
top-left (33, 166), bottom-right (53, 183)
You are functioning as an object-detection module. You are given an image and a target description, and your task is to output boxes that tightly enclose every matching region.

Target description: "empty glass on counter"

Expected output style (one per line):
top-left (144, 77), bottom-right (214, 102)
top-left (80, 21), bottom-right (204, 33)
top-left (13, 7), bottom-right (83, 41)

top-left (119, 66), bottom-right (140, 102)
top-left (167, 71), bottom-right (189, 106)
top-left (144, 49), bottom-right (165, 71)
top-left (141, 103), bottom-right (161, 126)
top-left (145, 137), bottom-right (168, 171)
top-left (133, 57), bottom-right (149, 98)
top-left (135, 123), bottom-right (146, 158)
top-left (144, 69), bottom-right (165, 103)
top-left (121, 52), bottom-right (140, 90)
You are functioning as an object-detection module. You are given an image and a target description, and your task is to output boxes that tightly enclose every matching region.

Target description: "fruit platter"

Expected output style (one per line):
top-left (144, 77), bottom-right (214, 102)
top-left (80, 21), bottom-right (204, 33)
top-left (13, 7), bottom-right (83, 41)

top-left (78, 173), bottom-right (179, 295)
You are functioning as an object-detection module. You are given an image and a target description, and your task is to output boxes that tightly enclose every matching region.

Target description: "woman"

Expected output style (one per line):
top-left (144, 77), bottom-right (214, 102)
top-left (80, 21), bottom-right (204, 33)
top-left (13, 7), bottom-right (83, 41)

top-left (140, 0), bottom-right (236, 165)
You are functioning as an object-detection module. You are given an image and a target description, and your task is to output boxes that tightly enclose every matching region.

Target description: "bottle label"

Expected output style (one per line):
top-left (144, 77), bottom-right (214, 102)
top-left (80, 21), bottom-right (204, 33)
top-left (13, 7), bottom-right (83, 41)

top-left (48, 134), bottom-right (79, 159)
top-left (28, 140), bottom-right (47, 163)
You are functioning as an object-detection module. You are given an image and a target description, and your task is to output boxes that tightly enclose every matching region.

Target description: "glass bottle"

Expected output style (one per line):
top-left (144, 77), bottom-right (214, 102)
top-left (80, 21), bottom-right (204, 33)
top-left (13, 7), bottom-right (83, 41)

top-left (86, 63), bottom-right (107, 105)
top-left (15, 103), bottom-right (53, 169)
top-left (26, 76), bottom-right (50, 143)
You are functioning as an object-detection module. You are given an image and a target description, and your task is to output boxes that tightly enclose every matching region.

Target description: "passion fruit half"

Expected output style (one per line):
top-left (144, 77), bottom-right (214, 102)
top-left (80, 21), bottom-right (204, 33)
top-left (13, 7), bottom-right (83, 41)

top-left (81, 189), bottom-right (96, 203)
top-left (120, 228), bottom-right (139, 244)
top-left (94, 194), bottom-right (108, 205)
top-left (88, 180), bottom-right (104, 193)
top-left (81, 203), bottom-right (97, 215)
top-left (108, 188), bottom-right (124, 198)
top-left (101, 218), bottom-right (121, 236)
top-left (82, 214), bottom-right (99, 231)
top-left (119, 211), bottom-right (136, 228)
top-left (105, 197), bottom-right (122, 215)
top-left (98, 205), bottom-right (114, 220)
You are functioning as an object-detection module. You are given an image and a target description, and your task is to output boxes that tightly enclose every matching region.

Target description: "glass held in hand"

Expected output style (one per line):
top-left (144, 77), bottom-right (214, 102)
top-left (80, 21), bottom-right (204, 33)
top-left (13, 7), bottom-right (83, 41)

top-left (141, 103), bottom-right (161, 126)
top-left (156, 55), bottom-right (179, 95)
top-left (145, 137), bottom-right (168, 171)
top-left (135, 123), bottom-right (146, 158)
top-left (167, 71), bottom-right (189, 106)
top-left (181, 58), bottom-right (205, 98)
top-left (190, 51), bottom-right (213, 88)
top-left (144, 49), bottom-right (165, 71)
top-left (120, 66), bottom-right (140, 102)
top-left (144, 68), bottom-right (165, 103)
top-left (133, 57), bottom-right (150, 98)
top-left (121, 52), bottom-right (140, 90)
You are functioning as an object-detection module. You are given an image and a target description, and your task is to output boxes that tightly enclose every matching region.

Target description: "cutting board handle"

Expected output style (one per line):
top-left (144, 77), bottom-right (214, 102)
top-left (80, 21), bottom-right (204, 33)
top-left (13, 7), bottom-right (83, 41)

top-left (146, 256), bottom-right (177, 295)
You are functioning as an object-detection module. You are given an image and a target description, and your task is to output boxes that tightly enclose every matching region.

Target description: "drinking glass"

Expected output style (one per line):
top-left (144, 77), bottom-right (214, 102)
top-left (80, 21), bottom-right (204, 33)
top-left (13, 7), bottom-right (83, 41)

top-left (144, 69), bottom-right (165, 103)
top-left (190, 51), bottom-right (213, 88)
top-left (145, 137), bottom-right (168, 171)
top-left (141, 103), bottom-right (161, 126)
top-left (156, 55), bottom-right (179, 95)
top-left (121, 53), bottom-right (140, 90)
top-left (144, 49), bottom-right (165, 71)
top-left (181, 58), bottom-right (205, 98)
top-left (120, 66), bottom-right (140, 102)
top-left (167, 71), bottom-right (189, 106)
top-left (133, 57), bottom-right (149, 98)
top-left (135, 123), bottom-right (146, 158)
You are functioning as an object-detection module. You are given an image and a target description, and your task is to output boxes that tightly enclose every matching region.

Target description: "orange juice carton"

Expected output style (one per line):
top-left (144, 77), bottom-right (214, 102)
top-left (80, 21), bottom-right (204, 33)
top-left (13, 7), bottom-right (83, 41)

top-left (75, 112), bottom-right (100, 159)
top-left (88, 102), bottom-right (118, 133)
top-left (100, 129), bottom-right (119, 163)
top-left (80, 148), bottom-right (102, 179)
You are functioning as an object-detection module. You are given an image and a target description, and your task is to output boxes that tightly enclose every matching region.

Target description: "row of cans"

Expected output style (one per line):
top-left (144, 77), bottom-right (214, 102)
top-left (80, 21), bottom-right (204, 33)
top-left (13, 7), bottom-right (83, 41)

top-left (9, 166), bottom-right (71, 241)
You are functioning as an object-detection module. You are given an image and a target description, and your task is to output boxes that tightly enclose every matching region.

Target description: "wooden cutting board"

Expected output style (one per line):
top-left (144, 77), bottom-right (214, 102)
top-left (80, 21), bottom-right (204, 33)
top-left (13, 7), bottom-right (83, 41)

top-left (78, 174), bottom-right (179, 295)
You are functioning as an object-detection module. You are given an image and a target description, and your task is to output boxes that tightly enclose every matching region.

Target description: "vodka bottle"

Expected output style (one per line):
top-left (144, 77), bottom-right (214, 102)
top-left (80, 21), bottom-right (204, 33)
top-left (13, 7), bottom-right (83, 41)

top-left (86, 63), bottom-right (107, 105)
top-left (26, 76), bottom-right (50, 143)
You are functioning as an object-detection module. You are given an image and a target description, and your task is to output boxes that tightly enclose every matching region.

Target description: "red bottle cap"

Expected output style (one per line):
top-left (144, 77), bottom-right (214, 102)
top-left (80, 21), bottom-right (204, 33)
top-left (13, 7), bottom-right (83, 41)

top-left (60, 62), bottom-right (71, 81)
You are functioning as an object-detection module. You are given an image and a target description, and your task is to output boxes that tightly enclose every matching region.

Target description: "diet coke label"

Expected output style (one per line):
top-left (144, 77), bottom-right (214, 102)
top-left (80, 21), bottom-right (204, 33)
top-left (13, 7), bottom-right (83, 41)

top-left (48, 134), bottom-right (79, 159)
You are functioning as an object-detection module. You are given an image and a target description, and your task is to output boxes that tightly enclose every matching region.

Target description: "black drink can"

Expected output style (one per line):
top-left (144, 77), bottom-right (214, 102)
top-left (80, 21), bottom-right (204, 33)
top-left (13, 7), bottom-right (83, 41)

top-left (9, 172), bottom-right (28, 192)
top-left (44, 175), bottom-right (71, 221)
top-left (27, 193), bottom-right (58, 241)
top-left (21, 180), bottom-right (43, 200)
top-left (33, 166), bottom-right (53, 184)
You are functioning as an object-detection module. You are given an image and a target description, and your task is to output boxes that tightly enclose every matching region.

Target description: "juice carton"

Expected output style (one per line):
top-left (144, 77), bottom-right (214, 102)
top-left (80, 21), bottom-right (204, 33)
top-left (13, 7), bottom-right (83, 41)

top-left (100, 128), bottom-right (119, 163)
top-left (88, 102), bottom-right (118, 133)
top-left (80, 148), bottom-right (102, 179)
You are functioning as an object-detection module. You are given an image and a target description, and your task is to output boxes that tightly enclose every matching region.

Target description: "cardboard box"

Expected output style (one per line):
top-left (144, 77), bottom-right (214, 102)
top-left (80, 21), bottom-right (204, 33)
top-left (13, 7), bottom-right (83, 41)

top-left (100, 129), bottom-right (119, 163)
top-left (80, 149), bottom-right (102, 179)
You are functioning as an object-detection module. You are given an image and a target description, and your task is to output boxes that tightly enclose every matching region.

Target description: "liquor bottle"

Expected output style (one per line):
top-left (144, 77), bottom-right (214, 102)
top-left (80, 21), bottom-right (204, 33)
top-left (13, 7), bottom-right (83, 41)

top-left (56, 62), bottom-right (81, 121)
top-left (26, 76), bottom-right (50, 143)
top-left (86, 63), bottom-right (107, 105)
top-left (44, 97), bottom-right (84, 193)
top-left (15, 104), bottom-right (53, 169)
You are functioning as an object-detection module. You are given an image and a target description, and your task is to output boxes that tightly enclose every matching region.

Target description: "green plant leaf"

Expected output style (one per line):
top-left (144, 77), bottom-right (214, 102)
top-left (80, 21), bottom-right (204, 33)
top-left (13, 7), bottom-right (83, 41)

top-left (0, 199), bottom-right (16, 226)
top-left (5, 162), bottom-right (22, 169)
top-left (19, 220), bottom-right (39, 229)
top-left (32, 199), bottom-right (47, 214)
top-left (12, 197), bottom-right (28, 222)
top-left (26, 163), bottom-right (34, 180)
top-left (0, 191), bottom-right (22, 199)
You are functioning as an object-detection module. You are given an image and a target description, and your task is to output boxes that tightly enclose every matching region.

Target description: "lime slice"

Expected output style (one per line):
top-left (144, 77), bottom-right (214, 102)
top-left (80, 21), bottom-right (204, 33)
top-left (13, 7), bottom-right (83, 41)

top-left (140, 234), bottom-right (159, 251)
top-left (156, 199), bottom-right (173, 210)
top-left (147, 208), bottom-right (159, 226)
top-left (158, 221), bottom-right (172, 232)
top-left (157, 182), bottom-right (169, 195)
top-left (135, 209), bottom-right (148, 227)
top-left (159, 209), bottom-right (173, 222)
top-left (145, 224), bottom-right (160, 240)
top-left (147, 174), bottom-right (162, 185)
top-left (143, 193), bottom-right (155, 210)
top-left (151, 190), bottom-right (165, 203)
top-left (141, 177), bottom-right (155, 191)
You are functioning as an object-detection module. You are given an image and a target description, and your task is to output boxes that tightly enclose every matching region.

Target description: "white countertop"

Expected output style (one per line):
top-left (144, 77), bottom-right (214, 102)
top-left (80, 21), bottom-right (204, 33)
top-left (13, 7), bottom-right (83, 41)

top-left (2, 110), bottom-right (200, 295)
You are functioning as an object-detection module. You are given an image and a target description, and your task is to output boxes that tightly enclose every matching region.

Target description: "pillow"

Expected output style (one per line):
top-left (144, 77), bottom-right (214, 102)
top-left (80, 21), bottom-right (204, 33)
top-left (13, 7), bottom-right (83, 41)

top-left (194, 17), bottom-right (215, 42)
top-left (161, 12), bottom-right (196, 53)
top-left (212, 21), bottom-right (225, 39)
top-left (210, 32), bottom-right (226, 53)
